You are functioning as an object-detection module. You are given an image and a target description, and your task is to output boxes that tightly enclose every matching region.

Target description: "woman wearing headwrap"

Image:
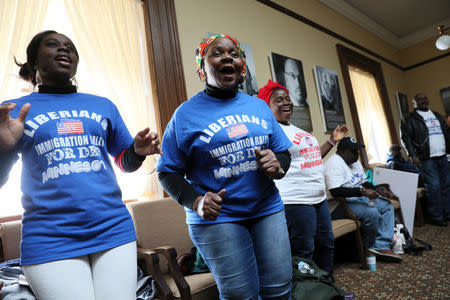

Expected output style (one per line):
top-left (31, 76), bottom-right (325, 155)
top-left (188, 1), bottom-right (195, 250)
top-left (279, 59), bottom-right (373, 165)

top-left (157, 35), bottom-right (293, 299)
top-left (258, 80), bottom-right (349, 273)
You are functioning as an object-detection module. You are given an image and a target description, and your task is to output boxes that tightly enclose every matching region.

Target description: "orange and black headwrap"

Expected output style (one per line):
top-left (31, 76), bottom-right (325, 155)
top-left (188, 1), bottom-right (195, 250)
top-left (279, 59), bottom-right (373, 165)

top-left (195, 34), bottom-right (246, 81)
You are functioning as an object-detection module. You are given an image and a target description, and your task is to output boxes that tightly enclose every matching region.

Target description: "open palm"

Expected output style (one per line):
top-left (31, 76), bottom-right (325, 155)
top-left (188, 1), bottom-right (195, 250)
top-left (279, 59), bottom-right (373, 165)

top-left (0, 103), bottom-right (30, 152)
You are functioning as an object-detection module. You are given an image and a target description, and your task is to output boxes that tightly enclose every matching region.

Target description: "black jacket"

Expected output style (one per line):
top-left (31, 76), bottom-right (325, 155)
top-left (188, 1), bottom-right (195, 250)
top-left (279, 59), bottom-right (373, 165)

top-left (400, 109), bottom-right (450, 160)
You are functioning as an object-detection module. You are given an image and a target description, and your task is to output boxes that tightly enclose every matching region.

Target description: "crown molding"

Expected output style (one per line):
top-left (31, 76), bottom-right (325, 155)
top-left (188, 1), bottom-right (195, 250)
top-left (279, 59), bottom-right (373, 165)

top-left (320, 0), bottom-right (450, 49)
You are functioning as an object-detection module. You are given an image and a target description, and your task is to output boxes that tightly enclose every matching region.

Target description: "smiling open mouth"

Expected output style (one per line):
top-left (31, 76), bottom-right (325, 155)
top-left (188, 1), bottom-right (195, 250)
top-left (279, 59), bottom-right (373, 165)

top-left (221, 66), bottom-right (235, 75)
top-left (55, 55), bottom-right (71, 65)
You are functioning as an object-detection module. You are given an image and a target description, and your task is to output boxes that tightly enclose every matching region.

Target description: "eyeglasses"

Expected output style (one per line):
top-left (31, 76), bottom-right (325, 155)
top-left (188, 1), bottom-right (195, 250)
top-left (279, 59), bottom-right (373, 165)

top-left (284, 71), bottom-right (300, 81)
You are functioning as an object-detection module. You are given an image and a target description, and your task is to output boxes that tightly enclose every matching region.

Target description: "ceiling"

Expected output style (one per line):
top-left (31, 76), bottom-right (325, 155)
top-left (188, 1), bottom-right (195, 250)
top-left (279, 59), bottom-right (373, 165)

top-left (320, 0), bottom-right (450, 49)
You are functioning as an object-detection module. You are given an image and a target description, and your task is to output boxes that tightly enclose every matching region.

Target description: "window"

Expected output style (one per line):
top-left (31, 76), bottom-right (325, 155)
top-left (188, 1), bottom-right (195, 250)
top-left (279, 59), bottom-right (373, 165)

top-left (0, 0), bottom-right (163, 217)
top-left (337, 44), bottom-right (400, 168)
top-left (348, 66), bottom-right (392, 164)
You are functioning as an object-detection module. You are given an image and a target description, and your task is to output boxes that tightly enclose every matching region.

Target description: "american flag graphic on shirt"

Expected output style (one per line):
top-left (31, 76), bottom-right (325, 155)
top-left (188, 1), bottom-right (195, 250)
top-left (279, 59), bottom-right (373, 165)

top-left (226, 123), bottom-right (248, 139)
top-left (57, 119), bottom-right (84, 134)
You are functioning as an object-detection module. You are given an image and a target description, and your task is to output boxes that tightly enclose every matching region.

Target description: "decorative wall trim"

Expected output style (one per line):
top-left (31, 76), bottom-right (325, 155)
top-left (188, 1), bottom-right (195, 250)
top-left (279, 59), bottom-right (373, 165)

top-left (256, 0), bottom-right (450, 71)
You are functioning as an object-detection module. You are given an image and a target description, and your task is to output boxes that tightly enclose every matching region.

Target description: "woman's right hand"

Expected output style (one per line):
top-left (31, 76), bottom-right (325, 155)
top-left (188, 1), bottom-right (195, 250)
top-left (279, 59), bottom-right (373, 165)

top-left (193, 189), bottom-right (226, 221)
top-left (0, 103), bottom-right (30, 152)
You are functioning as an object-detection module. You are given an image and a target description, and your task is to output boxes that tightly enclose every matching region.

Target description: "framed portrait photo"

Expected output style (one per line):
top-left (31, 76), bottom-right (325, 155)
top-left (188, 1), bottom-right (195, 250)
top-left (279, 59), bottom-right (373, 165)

top-left (440, 86), bottom-right (450, 116)
top-left (313, 65), bottom-right (345, 132)
top-left (206, 33), bottom-right (259, 96)
top-left (395, 92), bottom-right (410, 120)
top-left (269, 52), bottom-right (312, 132)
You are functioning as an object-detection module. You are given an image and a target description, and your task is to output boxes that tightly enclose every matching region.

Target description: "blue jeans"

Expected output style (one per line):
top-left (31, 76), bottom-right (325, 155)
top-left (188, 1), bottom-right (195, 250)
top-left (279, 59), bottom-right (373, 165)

top-left (284, 201), bottom-right (334, 273)
top-left (188, 210), bottom-right (292, 300)
top-left (331, 196), bottom-right (394, 250)
top-left (421, 155), bottom-right (450, 221)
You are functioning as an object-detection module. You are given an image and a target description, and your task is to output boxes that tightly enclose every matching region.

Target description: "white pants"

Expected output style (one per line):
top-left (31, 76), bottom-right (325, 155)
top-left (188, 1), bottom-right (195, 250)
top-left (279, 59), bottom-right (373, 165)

top-left (23, 241), bottom-right (137, 300)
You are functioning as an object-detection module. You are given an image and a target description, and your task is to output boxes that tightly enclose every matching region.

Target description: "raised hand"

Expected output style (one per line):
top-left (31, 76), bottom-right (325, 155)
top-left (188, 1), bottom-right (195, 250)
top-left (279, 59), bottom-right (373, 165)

top-left (194, 189), bottom-right (226, 221)
top-left (0, 103), bottom-right (30, 152)
top-left (254, 148), bottom-right (280, 178)
top-left (133, 127), bottom-right (162, 156)
top-left (331, 124), bottom-right (349, 143)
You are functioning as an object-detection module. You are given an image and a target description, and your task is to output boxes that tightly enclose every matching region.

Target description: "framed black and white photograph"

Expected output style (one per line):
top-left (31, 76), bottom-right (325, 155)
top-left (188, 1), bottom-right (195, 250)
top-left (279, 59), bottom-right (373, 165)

top-left (395, 92), bottom-right (410, 120)
top-left (207, 33), bottom-right (258, 96)
top-left (269, 52), bottom-right (312, 132)
top-left (440, 86), bottom-right (450, 116)
top-left (313, 65), bottom-right (345, 132)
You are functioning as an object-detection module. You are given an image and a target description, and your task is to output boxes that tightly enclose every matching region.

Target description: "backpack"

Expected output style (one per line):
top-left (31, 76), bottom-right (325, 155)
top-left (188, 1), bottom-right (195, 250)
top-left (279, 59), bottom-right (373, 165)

top-left (398, 222), bottom-right (432, 256)
top-left (292, 257), bottom-right (346, 300)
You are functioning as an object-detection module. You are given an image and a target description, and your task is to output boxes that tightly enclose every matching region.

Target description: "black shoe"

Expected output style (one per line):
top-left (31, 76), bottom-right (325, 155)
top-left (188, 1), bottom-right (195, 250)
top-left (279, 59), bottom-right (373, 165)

top-left (429, 219), bottom-right (448, 227)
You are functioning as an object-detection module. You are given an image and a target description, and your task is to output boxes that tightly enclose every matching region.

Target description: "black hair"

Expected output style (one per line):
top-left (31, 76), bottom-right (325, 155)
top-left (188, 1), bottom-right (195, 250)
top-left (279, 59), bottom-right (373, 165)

top-left (15, 30), bottom-right (57, 86)
top-left (15, 30), bottom-right (79, 86)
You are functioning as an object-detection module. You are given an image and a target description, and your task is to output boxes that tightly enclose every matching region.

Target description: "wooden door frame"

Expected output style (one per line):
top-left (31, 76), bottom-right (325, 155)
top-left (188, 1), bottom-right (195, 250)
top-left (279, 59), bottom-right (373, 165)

top-left (142, 0), bottom-right (186, 136)
top-left (337, 44), bottom-right (400, 168)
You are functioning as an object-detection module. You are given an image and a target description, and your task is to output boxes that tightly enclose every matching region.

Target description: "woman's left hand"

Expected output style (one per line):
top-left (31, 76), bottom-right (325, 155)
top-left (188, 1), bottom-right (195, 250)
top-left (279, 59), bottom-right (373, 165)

top-left (134, 127), bottom-right (162, 156)
top-left (254, 148), bottom-right (280, 178)
top-left (331, 124), bottom-right (349, 143)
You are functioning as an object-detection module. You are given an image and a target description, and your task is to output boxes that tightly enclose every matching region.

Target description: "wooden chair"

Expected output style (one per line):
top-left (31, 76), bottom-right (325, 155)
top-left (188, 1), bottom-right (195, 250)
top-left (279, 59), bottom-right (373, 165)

top-left (414, 187), bottom-right (426, 227)
top-left (0, 220), bottom-right (22, 262)
top-left (328, 198), bottom-right (365, 265)
top-left (0, 219), bottom-right (168, 300)
top-left (126, 197), bottom-right (219, 300)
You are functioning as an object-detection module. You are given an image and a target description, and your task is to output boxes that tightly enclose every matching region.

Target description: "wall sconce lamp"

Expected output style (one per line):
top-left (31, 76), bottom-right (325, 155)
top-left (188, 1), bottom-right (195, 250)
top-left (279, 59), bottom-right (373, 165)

top-left (436, 25), bottom-right (450, 50)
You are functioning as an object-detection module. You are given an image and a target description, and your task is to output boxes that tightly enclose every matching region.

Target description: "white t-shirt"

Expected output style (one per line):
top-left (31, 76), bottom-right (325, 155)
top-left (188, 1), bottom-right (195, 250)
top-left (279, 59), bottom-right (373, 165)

top-left (274, 123), bottom-right (326, 205)
top-left (324, 153), bottom-right (367, 202)
top-left (416, 109), bottom-right (446, 157)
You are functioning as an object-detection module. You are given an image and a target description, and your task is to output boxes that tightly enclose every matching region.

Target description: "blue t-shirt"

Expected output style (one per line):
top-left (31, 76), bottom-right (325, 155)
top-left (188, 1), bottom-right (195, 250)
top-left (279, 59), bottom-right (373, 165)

top-left (156, 91), bottom-right (292, 224)
top-left (2, 92), bottom-right (136, 265)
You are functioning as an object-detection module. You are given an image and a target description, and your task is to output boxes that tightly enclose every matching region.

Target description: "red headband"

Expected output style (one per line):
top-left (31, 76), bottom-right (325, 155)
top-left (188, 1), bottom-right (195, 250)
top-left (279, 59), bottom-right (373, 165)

top-left (257, 80), bottom-right (289, 105)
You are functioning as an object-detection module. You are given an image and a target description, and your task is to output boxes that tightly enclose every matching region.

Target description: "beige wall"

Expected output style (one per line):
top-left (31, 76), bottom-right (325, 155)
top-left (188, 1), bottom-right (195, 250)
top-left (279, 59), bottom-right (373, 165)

top-left (174, 0), bottom-right (446, 149)
top-left (404, 55), bottom-right (450, 115)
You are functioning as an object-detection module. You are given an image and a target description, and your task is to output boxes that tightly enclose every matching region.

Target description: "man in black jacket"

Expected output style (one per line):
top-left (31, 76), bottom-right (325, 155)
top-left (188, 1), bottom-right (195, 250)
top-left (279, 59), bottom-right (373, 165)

top-left (400, 93), bottom-right (450, 226)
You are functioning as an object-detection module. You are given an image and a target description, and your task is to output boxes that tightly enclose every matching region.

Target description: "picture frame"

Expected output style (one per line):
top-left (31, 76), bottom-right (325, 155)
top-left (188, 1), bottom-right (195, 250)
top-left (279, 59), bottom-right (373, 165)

top-left (395, 92), bottom-right (410, 120)
top-left (440, 86), bottom-right (450, 116)
top-left (269, 52), bottom-right (312, 132)
top-left (313, 65), bottom-right (345, 132)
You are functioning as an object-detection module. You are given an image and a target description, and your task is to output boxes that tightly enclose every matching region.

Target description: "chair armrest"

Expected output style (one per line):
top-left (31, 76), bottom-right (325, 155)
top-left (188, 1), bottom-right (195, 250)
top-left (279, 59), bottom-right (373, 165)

top-left (153, 246), bottom-right (192, 300)
top-left (333, 197), bottom-right (359, 221)
top-left (137, 248), bottom-right (173, 300)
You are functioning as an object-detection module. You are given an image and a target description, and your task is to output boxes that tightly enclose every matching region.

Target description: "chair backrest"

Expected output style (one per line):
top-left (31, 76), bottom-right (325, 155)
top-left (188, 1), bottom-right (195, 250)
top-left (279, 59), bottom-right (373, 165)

top-left (127, 197), bottom-right (193, 255)
top-left (0, 220), bottom-right (22, 261)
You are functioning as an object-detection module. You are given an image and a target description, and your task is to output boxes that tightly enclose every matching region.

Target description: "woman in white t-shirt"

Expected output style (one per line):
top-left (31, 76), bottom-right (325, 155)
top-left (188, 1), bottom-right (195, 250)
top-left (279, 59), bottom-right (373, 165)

top-left (257, 80), bottom-right (348, 273)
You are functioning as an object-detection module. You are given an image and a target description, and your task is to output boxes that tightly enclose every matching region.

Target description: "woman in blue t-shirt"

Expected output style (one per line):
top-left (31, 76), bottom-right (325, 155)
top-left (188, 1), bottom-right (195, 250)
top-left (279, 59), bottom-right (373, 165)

top-left (157, 34), bottom-right (293, 299)
top-left (0, 31), bottom-right (161, 300)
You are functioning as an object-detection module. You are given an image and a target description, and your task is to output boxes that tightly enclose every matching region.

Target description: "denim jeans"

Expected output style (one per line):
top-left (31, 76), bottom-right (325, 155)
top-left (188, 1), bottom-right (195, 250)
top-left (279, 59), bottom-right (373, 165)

top-left (331, 196), bottom-right (394, 250)
top-left (284, 201), bottom-right (334, 273)
top-left (188, 210), bottom-right (292, 300)
top-left (421, 155), bottom-right (450, 221)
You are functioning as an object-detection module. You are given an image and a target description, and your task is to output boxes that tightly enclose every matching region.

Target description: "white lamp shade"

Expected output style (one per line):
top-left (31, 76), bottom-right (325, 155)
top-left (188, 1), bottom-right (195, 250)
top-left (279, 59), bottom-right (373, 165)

top-left (436, 35), bottom-right (450, 50)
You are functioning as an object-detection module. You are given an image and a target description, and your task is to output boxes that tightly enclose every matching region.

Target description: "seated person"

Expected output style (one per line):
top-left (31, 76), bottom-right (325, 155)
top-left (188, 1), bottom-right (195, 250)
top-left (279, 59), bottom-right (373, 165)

top-left (324, 137), bottom-right (402, 263)
top-left (387, 144), bottom-right (423, 186)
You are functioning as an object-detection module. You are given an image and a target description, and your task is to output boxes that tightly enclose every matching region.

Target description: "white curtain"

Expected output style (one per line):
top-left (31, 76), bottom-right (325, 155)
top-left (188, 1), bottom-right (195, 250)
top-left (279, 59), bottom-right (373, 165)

top-left (63, 0), bottom-right (162, 200)
top-left (0, 0), bottom-right (49, 99)
top-left (0, 0), bottom-right (49, 217)
top-left (0, 0), bottom-right (161, 217)
top-left (348, 66), bottom-right (392, 164)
